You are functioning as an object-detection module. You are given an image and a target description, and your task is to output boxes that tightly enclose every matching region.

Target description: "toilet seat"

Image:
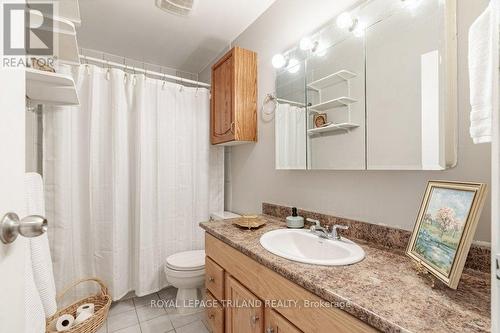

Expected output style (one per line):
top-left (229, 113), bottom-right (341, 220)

top-left (166, 250), bottom-right (205, 271)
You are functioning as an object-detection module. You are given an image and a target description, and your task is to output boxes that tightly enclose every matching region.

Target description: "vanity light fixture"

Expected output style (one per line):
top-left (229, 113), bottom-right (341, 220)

top-left (272, 53), bottom-right (287, 69)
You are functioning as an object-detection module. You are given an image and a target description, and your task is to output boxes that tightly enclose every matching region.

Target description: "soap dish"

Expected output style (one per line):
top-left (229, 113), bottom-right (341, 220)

top-left (232, 215), bottom-right (266, 229)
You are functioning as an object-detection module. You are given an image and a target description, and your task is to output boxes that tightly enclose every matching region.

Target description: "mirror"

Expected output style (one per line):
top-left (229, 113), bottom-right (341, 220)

top-left (274, 0), bottom-right (457, 170)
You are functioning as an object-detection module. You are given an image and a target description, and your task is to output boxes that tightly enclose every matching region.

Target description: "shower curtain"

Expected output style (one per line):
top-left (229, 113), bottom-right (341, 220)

top-left (275, 103), bottom-right (307, 169)
top-left (43, 65), bottom-right (224, 299)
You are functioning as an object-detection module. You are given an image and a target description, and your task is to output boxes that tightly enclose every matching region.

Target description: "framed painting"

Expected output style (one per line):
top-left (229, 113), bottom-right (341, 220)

top-left (406, 181), bottom-right (487, 289)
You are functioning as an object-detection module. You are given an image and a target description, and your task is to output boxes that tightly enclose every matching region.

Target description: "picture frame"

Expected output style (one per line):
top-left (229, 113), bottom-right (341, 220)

top-left (313, 113), bottom-right (327, 128)
top-left (406, 181), bottom-right (487, 289)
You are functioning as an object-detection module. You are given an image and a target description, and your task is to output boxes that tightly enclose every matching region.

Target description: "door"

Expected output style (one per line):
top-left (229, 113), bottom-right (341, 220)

top-left (0, 0), bottom-right (28, 331)
top-left (0, 61), bottom-right (27, 330)
top-left (225, 275), bottom-right (264, 333)
top-left (264, 308), bottom-right (302, 333)
top-left (211, 51), bottom-right (235, 144)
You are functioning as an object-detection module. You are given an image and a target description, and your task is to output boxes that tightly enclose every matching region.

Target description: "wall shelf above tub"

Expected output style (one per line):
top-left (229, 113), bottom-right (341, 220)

top-left (307, 122), bottom-right (359, 136)
top-left (309, 96), bottom-right (357, 112)
top-left (27, 0), bottom-right (81, 26)
top-left (26, 68), bottom-right (79, 106)
top-left (307, 70), bottom-right (357, 91)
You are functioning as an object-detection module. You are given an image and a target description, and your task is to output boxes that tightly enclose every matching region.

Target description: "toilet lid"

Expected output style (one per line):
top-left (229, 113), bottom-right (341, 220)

top-left (166, 250), bottom-right (205, 271)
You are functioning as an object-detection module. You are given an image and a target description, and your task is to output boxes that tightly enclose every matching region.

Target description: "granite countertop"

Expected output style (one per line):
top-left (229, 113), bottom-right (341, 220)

top-left (199, 215), bottom-right (490, 333)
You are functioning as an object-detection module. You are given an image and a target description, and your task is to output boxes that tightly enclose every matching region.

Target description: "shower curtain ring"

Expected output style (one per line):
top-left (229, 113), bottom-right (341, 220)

top-left (123, 58), bottom-right (128, 83)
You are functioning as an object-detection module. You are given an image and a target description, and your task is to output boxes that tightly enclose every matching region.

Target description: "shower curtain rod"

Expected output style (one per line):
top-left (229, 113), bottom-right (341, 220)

top-left (79, 55), bottom-right (211, 88)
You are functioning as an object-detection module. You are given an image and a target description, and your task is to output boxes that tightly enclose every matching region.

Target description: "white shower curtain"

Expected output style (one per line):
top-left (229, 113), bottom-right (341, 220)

top-left (43, 65), bottom-right (224, 300)
top-left (275, 103), bottom-right (307, 169)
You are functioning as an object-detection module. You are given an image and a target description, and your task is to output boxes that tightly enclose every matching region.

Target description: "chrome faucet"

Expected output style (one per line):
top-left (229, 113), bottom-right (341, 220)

top-left (307, 218), bottom-right (349, 240)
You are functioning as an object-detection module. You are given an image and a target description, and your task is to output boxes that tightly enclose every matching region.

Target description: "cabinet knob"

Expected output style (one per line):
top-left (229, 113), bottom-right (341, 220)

top-left (266, 328), bottom-right (275, 333)
top-left (251, 315), bottom-right (260, 324)
top-left (208, 276), bottom-right (215, 282)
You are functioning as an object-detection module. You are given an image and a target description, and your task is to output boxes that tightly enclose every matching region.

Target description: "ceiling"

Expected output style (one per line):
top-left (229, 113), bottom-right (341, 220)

top-left (76, 0), bottom-right (276, 74)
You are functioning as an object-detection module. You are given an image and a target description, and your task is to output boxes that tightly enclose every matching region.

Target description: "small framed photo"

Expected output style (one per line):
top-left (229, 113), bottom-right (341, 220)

top-left (313, 113), bottom-right (327, 128)
top-left (406, 181), bottom-right (487, 289)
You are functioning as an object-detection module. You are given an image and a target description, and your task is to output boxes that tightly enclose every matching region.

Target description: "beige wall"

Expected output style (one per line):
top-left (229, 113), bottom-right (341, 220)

top-left (200, 0), bottom-right (492, 242)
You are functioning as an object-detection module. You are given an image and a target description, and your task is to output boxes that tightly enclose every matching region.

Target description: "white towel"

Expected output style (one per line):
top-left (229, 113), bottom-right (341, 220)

top-left (468, 1), bottom-right (499, 144)
top-left (25, 240), bottom-right (46, 333)
top-left (25, 173), bottom-right (58, 318)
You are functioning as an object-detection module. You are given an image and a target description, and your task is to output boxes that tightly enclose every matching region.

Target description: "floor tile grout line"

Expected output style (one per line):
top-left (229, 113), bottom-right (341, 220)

top-left (134, 305), bottom-right (143, 333)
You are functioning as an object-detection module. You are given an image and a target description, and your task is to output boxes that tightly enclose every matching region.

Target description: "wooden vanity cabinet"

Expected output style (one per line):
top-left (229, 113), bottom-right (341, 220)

top-left (211, 47), bottom-right (257, 145)
top-left (205, 233), bottom-right (378, 333)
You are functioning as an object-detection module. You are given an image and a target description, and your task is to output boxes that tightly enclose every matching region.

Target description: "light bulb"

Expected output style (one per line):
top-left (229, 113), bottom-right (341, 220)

top-left (336, 12), bottom-right (353, 29)
top-left (299, 37), bottom-right (313, 51)
top-left (272, 54), bottom-right (286, 69)
top-left (287, 58), bottom-right (300, 74)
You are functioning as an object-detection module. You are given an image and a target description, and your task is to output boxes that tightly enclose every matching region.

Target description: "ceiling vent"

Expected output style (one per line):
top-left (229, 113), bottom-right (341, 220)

top-left (155, 0), bottom-right (195, 16)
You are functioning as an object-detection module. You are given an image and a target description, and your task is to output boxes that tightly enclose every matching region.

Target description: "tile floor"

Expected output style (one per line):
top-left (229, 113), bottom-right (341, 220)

top-left (96, 287), bottom-right (209, 333)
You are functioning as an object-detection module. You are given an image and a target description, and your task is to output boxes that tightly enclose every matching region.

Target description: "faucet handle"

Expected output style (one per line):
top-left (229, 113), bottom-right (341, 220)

top-left (330, 224), bottom-right (349, 240)
top-left (332, 224), bottom-right (349, 230)
top-left (306, 218), bottom-right (321, 226)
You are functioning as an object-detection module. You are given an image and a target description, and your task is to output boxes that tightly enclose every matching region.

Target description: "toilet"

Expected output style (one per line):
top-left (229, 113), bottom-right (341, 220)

top-left (164, 249), bottom-right (205, 313)
top-left (165, 212), bottom-right (240, 313)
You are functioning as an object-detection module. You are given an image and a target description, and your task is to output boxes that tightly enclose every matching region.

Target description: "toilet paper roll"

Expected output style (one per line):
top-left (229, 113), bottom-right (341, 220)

top-left (74, 310), bottom-right (93, 325)
top-left (76, 303), bottom-right (95, 316)
top-left (55, 314), bottom-right (74, 332)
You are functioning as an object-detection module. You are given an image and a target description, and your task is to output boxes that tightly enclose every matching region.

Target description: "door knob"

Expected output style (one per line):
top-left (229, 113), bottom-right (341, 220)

top-left (0, 212), bottom-right (47, 244)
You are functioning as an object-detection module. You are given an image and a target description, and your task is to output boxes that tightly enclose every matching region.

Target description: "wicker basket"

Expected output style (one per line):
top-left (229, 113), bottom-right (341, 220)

top-left (46, 278), bottom-right (111, 333)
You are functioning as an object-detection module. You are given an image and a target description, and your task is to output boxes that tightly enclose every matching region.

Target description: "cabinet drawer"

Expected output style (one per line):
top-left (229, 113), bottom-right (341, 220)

top-left (205, 291), bottom-right (224, 333)
top-left (205, 256), bottom-right (224, 300)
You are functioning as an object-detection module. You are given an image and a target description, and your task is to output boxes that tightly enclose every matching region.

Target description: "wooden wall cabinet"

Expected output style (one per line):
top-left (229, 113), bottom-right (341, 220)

top-left (211, 47), bottom-right (257, 145)
top-left (205, 233), bottom-right (378, 333)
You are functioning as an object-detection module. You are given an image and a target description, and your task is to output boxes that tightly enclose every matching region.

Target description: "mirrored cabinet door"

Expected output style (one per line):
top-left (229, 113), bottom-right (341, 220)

top-left (273, 0), bottom-right (457, 171)
top-left (365, 0), bottom-right (456, 170)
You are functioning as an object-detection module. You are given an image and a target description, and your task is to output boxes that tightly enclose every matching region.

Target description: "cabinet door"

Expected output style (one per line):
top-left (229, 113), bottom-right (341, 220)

top-left (225, 275), bottom-right (264, 333)
top-left (211, 52), bottom-right (235, 144)
top-left (264, 308), bottom-right (302, 333)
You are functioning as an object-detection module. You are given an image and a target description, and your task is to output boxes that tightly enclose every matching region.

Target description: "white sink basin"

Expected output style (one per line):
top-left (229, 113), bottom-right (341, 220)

top-left (260, 229), bottom-right (365, 266)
